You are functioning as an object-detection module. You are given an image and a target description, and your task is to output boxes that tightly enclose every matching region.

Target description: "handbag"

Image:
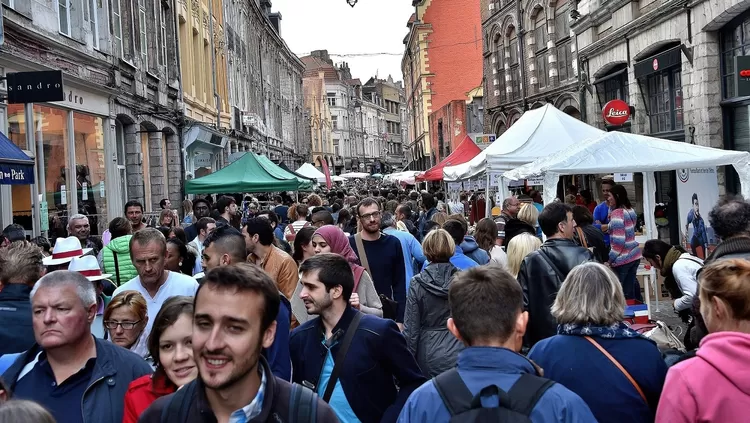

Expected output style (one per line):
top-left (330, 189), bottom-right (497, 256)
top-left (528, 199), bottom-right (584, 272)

top-left (584, 336), bottom-right (648, 404)
top-left (354, 233), bottom-right (398, 320)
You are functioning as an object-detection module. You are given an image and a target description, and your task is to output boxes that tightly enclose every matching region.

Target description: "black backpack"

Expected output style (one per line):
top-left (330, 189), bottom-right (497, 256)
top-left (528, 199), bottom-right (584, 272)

top-left (433, 369), bottom-right (555, 422)
top-left (160, 379), bottom-right (318, 423)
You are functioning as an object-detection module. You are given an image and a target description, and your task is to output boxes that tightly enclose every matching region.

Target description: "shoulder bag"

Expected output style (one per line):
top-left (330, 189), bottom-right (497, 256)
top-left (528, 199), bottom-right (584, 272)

top-left (584, 336), bottom-right (648, 404)
top-left (354, 233), bottom-right (398, 319)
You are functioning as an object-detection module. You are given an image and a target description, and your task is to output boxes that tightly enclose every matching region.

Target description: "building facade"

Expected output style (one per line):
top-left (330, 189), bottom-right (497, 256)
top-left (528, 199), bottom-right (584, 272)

top-left (402, 0), bottom-right (483, 170)
top-left (223, 0), bottom-right (306, 169)
top-left (364, 76), bottom-right (407, 172)
top-left (481, 0), bottom-right (579, 140)
top-left (302, 70), bottom-right (334, 170)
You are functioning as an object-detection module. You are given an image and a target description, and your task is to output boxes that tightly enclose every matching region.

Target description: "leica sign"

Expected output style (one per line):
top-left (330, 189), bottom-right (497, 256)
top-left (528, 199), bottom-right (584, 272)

top-left (602, 99), bottom-right (631, 126)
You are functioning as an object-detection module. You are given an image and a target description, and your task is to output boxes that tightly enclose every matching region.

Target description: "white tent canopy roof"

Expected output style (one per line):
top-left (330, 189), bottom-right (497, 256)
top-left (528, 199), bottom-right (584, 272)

top-left (295, 163), bottom-right (326, 183)
top-left (339, 172), bottom-right (370, 179)
top-left (443, 104), bottom-right (604, 181)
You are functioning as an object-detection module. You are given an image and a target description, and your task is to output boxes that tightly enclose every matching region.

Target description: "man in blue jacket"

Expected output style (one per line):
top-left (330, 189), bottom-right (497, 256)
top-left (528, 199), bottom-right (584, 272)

top-left (421, 221), bottom-right (480, 271)
top-left (290, 253), bottom-right (427, 423)
top-left (398, 266), bottom-right (597, 423)
top-left (2, 271), bottom-right (153, 423)
top-left (0, 241), bottom-right (44, 355)
top-left (593, 178), bottom-right (615, 247)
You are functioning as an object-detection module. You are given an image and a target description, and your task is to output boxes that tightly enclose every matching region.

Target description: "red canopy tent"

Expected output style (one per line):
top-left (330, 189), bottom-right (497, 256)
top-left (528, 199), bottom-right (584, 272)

top-left (417, 136), bottom-right (481, 181)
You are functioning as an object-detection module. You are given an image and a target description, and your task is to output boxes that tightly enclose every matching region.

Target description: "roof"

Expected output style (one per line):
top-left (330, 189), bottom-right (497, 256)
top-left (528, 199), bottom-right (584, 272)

top-left (418, 136), bottom-right (481, 181)
top-left (300, 55), bottom-right (340, 81)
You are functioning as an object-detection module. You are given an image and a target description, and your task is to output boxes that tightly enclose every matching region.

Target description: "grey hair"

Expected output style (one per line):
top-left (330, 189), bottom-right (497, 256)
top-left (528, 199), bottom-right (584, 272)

top-left (67, 214), bottom-right (88, 230)
top-left (30, 270), bottom-right (97, 308)
top-left (552, 262), bottom-right (626, 326)
top-left (0, 400), bottom-right (56, 423)
top-left (502, 197), bottom-right (517, 209)
top-left (380, 212), bottom-right (397, 230)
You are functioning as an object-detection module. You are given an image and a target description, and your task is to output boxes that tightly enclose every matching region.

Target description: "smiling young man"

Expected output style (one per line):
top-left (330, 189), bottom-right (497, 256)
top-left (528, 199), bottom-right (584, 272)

top-left (139, 264), bottom-right (337, 423)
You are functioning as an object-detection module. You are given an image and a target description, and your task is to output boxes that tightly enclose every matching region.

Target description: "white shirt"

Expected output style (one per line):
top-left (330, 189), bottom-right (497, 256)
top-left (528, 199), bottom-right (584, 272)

top-left (672, 253), bottom-right (702, 312)
top-left (112, 271), bottom-right (198, 341)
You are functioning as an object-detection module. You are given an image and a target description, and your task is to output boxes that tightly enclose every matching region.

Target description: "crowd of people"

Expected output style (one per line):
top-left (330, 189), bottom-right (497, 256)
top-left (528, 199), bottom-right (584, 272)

top-left (0, 179), bottom-right (748, 423)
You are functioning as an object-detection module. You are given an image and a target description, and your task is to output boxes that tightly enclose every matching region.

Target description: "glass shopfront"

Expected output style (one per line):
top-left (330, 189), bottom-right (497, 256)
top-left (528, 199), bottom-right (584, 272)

top-left (7, 103), bottom-right (108, 241)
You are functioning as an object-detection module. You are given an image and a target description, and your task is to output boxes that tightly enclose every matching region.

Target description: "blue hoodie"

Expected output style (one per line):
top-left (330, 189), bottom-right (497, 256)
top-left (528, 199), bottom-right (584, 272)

top-left (422, 245), bottom-right (480, 271)
top-left (460, 236), bottom-right (490, 265)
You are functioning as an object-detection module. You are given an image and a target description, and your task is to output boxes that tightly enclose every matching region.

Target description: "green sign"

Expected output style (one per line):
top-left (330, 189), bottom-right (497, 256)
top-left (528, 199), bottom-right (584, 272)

top-left (40, 201), bottom-right (49, 232)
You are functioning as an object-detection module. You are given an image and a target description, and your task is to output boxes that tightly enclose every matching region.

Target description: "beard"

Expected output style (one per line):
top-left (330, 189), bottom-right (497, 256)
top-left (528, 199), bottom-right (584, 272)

top-left (304, 293), bottom-right (333, 315)
top-left (202, 340), bottom-right (263, 392)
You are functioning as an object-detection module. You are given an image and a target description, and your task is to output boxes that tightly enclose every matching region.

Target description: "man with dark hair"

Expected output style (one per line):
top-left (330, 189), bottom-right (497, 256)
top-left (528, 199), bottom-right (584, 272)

top-left (244, 217), bottom-right (298, 299)
top-left (417, 193), bottom-right (438, 241)
top-left (495, 196), bottom-right (521, 246)
top-left (706, 196), bottom-right (750, 262)
top-left (256, 210), bottom-right (293, 255)
top-left (396, 204), bottom-right (419, 238)
top-left (1, 224), bottom-right (26, 248)
top-left (201, 226), bottom-right (292, 381)
top-left (398, 266), bottom-right (596, 422)
top-left (593, 178), bottom-right (616, 247)
top-left (348, 198), bottom-right (407, 324)
top-left (420, 220), bottom-right (478, 270)
top-left (140, 264), bottom-right (336, 422)
top-left (517, 203), bottom-right (592, 346)
top-left (183, 198), bottom-right (213, 240)
top-left (449, 215), bottom-right (490, 265)
top-left (381, 212), bottom-right (425, 290)
top-left (273, 195), bottom-right (289, 224)
top-left (159, 198), bottom-right (170, 209)
top-left (290, 254), bottom-right (426, 423)
top-left (311, 210), bottom-right (334, 228)
top-left (215, 196), bottom-right (238, 227)
top-left (188, 217), bottom-right (216, 273)
top-left (124, 200), bottom-right (146, 232)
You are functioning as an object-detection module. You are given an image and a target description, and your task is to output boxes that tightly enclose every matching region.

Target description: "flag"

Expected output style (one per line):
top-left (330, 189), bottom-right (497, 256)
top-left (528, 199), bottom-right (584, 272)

top-left (321, 159), bottom-right (332, 189)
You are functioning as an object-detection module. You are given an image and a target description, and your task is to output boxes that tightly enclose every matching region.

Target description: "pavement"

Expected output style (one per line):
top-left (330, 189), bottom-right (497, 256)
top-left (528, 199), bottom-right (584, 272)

top-left (645, 298), bottom-right (689, 340)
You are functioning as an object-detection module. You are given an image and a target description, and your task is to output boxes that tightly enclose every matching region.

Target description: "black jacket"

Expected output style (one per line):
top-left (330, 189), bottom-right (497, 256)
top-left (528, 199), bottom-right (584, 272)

top-left (0, 284), bottom-right (35, 355)
top-left (574, 223), bottom-right (610, 263)
top-left (139, 357), bottom-right (338, 423)
top-left (504, 218), bottom-right (537, 247)
top-left (404, 263), bottom-right (464, 378)
top-left (517, 238), bottom-right (593, 346)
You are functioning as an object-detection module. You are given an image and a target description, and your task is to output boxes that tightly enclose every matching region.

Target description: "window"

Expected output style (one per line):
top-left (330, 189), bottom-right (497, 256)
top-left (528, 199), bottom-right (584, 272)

top-left (555, 6), bottom-right (570, 40)
top-left (509, 38), bottom-right (518, 65)
top-left (495, 38), bottom-right (505, 102)
top-left (160, 5), bottom-right (168, 67)
top-left (534, 15), bottom-right (548, 90)
top-left (83, 0), bottom-right (99, 48)
top-left (536, 54), bottom-right (547, 89)
top-left (534, 20), bottom-right (547, 52)
top-left (112, 0), bottom-right (123, 55)
top-left (327, 93), bottom-right (336, 107)
top-left (332, 116), bottom-right (338, 130)
top-left (138, 0), bottom-right (148, 69)
top-left (2, 0), bottom-right (14, 8)
top-left (510, 67), bottom-right (520, 99)
top-left (721, 18), bottom-right (750, 98)
top-left (647, 69), bottom-right (683, 133)
top-left (603, 75), bottom-right (629, 103)
top-left (58, 0), bottom-right (71, 35)
top-left (557, 43), bottom-right (573, 81)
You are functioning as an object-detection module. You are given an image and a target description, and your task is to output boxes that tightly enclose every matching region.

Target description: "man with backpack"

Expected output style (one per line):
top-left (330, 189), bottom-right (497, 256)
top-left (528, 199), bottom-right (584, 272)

top-left (397, 266), bottom-right (597, 423)
top-left (138, 264), bottom-right (337, 423)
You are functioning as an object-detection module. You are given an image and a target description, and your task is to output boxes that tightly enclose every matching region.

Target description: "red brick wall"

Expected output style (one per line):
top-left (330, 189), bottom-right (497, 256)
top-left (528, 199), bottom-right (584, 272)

top-left (428, 100), bottom-right (468, 163)
top-left (423, 0), bottom-right (483, 113)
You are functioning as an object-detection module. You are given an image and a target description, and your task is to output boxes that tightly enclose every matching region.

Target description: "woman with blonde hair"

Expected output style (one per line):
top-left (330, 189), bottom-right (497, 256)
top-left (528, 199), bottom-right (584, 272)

top-left (431, 212), bottom-right (448, 227)
top-left (158, 209), bottom-right (175, 228)
top-left (181, 199), bottom-right (194, 225)
top-left (404, 229), bottom-right (462, 377)
top-left (529, 262), bottom-right (667, 423)
top-left (103, 290), bottom-right (149, 358)
top-left (505, 203), bottom-right (538, 246)
top-left (506, 232), bottom-right (542, 277)
top-left (656, 259), bottom-right (750, 422)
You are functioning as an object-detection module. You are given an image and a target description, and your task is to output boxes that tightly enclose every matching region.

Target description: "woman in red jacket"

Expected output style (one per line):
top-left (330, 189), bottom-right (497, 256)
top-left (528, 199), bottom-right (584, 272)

top-left (122, 296), bottom-right (198, 423)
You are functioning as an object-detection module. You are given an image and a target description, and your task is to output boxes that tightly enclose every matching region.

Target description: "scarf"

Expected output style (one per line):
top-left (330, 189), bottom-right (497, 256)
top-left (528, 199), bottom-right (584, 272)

top-left (313, 225), bottom-right (366, 289)
top-left (661, 246), bottom-right (687, 299)
top-left (557, 322), bottom-right (643, 339)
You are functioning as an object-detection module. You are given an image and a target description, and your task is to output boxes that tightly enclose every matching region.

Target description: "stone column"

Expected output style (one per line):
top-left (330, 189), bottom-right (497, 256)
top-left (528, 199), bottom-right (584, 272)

top-left (148, 132), bottom-right (165, 211)
top-left (547, 18), bottom-right (559, 87)
top-left (124, 123), bottom-right (144, 203)
top-left (166, 132), bottom-right (183, 203)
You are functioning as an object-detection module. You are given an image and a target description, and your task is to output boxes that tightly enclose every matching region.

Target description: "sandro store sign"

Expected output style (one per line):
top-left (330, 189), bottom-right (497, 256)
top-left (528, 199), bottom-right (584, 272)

top-left (5, 68), bottom-right (109, 115)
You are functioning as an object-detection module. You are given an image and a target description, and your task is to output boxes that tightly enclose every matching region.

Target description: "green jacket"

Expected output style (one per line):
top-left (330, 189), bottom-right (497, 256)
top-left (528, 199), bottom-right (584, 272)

top-left (102, 236), bottom-right (138, 286)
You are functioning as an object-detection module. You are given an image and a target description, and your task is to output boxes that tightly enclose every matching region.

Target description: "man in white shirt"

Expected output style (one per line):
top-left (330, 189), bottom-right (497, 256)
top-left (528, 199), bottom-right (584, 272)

top-left (188, 217), bottom-right (216, 275)
top-left (112, 228), bottom-right (198, 341)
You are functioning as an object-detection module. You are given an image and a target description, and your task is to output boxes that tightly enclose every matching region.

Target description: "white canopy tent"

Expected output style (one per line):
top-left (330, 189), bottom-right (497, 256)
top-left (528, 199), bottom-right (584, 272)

top-left (331, 175), bottom-right (346, 182)
top-left (339, 172), bottom-right (370, 179)
top-left (443, 104), bottom-right (604, 188)
top-left (384, 171), bottom-right (423, 185)
top-left (503, 131), bottom-right (750, 246)
top-left (295, 163), bottom-right (326, 183)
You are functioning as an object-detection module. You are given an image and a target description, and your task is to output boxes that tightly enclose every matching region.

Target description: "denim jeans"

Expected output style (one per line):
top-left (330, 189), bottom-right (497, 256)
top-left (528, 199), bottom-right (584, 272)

top-left (612, 260), bottom-right (642, 301)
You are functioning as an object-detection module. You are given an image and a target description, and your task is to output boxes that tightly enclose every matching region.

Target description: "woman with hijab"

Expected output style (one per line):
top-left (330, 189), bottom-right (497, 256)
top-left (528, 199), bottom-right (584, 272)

top-left (291, 225), bottom-right (382, 324)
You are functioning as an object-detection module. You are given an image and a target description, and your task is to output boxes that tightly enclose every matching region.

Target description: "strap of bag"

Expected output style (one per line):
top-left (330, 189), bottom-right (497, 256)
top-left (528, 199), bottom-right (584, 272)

top-left (112, 250), bottom-right (121, 286)
top-left (161, 379), bottom-right (197, 423)
top-left (289, 223), bottom-right (297, 235)
top-left (506, 373), bottom-right (556, 416)
top-left (354, 234), bottom-right (372, 276)
top-left (575, 227), bottom-right (588, 249)
top-left (536, 250), bottom-right (566, 282)
top-left (584, 336), bottom-right (648, 404)
top-left (289, 383), bottom-right (318, 423)
top-left (322, 312), bottom-right (363, 402)
top-left (433, 368), bottom-right (474, 416)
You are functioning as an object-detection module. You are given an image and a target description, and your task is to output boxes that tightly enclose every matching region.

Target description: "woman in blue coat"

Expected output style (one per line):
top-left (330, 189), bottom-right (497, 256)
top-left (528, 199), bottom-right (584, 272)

top-left (528, 262), bottom-right (668, 422)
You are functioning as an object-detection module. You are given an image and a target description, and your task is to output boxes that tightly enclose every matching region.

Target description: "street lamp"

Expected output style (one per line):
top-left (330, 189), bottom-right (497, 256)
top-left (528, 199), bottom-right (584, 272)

top-left (347, 0), bottom-right (357, 6)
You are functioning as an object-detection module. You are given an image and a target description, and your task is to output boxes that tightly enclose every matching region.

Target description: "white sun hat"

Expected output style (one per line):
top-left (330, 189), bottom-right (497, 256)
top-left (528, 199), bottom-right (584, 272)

top-left (68, 255), bottom-right (112, 281)
top-left (42, 236), bottom-right (93, 266)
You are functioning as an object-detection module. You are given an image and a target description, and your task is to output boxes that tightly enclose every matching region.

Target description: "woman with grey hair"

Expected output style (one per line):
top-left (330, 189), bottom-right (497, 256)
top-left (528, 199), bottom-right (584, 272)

top-left (0, 400), bottom-right (56, 423)
top-left (528, 262), bottom-right (667, 423)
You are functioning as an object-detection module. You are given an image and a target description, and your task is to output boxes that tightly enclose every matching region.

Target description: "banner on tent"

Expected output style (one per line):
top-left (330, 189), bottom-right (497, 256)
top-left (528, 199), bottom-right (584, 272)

top-left (676, 168), bottom-right (719, 260)
top-left (615, 173), bottom-right (634, 182)
top-left (527, 176), bottom-right (544, 186)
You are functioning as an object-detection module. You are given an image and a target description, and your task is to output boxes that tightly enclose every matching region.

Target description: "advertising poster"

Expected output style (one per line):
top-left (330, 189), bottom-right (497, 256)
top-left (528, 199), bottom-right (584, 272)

top-left (676, 168), bottom-right (719, 259)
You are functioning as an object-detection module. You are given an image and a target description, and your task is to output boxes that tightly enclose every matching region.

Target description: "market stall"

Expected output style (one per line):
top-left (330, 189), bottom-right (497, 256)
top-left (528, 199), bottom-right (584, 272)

top-left (417, 136), bottom-right (481, 182)
top-left (185, 152), bottom-right (313, 194)
top-left (383, 171), bottom-right (422, 185)
top-left (294, 163), bottom-right (327, 184)
top-left (339, 172), bottom-right (370, 179)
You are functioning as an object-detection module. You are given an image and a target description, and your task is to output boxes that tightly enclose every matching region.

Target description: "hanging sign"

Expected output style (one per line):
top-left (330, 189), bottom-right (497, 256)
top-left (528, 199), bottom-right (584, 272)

top-left (99, 181), bottom-right (105, 198)
top-left (527, 176), bottom-right (544, 186)
top-left (676, 168), bottom-right (719, 259)
top-left (60, 184), bottom-right (67, 205)
top-left (490, 173), bottom-right (502, 187)
top-left (602, 99), bottom-right (631, 126)
top-left (477, 179), bottom-right (487, 190)
top-left (81, 182), bottom-right (88, 200)
top-left (6, 71), bottom-right (65, 104)
top-left (0, 163), bottom-right (34, 185)
top-left (40, 201), bottom-right (49, 232)
top-left (614, 172), bottom-right (633, 182)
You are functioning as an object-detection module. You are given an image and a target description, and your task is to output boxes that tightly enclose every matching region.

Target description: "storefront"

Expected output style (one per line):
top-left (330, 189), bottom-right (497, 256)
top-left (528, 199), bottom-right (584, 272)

top-left (0, 69), bottom-right (115, 240)
top-left (183, 123), bottom-right (227, 180)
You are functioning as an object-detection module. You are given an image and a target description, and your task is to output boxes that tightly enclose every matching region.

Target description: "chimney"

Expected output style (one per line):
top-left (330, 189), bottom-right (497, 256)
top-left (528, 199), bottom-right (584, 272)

top-left (311, 50), bottom-right (332, 64)
top-left (268, 12), bottom-right (282, 36)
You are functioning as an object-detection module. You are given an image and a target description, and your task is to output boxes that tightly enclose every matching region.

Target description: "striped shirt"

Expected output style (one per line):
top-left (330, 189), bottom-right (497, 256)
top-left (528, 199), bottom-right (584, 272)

top-left (608, 207), bottom-right (642, 267)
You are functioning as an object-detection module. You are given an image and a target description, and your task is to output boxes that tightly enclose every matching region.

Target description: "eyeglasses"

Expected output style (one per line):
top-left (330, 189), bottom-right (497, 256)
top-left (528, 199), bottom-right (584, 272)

top-left (104, 320), bottom-right (142, 330)
top-left (360, 211), bottom-right (381, 221)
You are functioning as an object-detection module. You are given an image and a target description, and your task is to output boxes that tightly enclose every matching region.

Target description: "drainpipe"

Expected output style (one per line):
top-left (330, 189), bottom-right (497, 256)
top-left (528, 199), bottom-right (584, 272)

top-left (172, 0), bottom-right (186, 197)
top-left (576, 31), bottom-right (587, 123)
top-left (516, 1), bottom-right (528, 110)
top-left (208, 0), bottom-right (220, 129)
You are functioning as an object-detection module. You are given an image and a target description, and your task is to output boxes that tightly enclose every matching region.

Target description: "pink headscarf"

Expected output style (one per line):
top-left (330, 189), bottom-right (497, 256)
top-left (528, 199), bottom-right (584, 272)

top-left (313, 225), bottom-right (366, 287)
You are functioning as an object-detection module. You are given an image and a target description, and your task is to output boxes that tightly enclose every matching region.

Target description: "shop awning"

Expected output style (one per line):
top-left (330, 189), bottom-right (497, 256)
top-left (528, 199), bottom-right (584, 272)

top-left (418, 136), bottom-right (481, 181)
top-left (185, 152), bottom-right (313, 194)
top-left (184, 124), bottom-right (227, 151)
top-left (0, 131), bottom-right (34, 185)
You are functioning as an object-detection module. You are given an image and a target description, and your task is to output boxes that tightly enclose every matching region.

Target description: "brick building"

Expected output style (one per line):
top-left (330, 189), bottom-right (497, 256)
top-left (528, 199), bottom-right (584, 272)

top-left (402, 0), bottom-right (483, 170)
top-left (481, 0), bottom-right (580, 139)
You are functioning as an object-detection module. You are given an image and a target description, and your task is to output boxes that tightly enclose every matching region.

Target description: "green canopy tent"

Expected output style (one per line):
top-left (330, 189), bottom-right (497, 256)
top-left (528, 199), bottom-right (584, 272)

top-left (185, 152), bottom-right (313, 194)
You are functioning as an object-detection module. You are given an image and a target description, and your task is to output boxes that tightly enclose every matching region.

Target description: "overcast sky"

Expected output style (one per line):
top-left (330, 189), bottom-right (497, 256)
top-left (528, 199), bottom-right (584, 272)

top-left (272, 0), bottom-right (415, 84)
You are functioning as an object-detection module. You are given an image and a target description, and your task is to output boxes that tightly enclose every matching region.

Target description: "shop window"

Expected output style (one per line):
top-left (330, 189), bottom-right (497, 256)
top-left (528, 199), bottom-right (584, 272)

top-left (647, 68), bottom-right (683, 133)
top-left (720, 17), bottom-right (750, 98)
top-left (73, 113), bottom-right (106, 235)
top-left (115, 120), bottom-right (128, 210)
top-left (594, 64), bottom-right (629, 106)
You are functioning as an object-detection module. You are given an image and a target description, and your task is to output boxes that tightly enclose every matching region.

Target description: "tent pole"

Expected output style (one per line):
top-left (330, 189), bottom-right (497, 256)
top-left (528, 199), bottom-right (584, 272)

top-left (485, 172), bottom-right (492, 218)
